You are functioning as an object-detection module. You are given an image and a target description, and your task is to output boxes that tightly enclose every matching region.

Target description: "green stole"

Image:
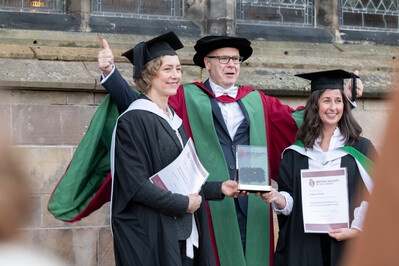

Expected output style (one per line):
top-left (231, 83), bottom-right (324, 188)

top-left (183, 84), bottom-right (270, 265)
top-left (292, 140), bottom-right (374, 192)
top-left (293, 140), bottom-right (373, 177)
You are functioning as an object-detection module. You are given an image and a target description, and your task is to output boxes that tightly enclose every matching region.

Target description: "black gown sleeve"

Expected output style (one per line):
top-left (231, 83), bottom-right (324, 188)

top-left (101, 67), bottom-right (140, 113)
top-left (276, 149), bottom-right (298, 228)
top-left (277, 149), bottom-right (296, 198)
top-left (134, 179), bottom-right (189, 218)
top-left (202, 181), bottom-right (224, 201)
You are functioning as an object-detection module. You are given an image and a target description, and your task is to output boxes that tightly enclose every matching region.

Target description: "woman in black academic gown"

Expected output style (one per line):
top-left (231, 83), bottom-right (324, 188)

top-left (110, 32), bottom-right (238, 266)
top-left (260, 69), bottom-right (377, 266)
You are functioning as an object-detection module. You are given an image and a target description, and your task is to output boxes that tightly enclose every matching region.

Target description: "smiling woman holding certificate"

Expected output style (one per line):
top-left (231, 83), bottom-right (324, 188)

top-left (261, 69), bottom-right (376, 266)
top-left (110, 32), bottom-right (238, 266)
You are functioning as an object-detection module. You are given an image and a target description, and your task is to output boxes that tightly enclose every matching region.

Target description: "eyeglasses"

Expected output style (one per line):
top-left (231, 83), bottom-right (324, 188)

top-left (206, 55), bottom-right (244, 64)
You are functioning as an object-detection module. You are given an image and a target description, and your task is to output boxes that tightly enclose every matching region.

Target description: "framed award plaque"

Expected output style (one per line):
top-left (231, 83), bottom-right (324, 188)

top-left (235, 145), bottom-right (271, 192)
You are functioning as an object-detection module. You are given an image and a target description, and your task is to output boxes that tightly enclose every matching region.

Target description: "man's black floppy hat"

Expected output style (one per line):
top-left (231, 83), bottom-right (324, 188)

top-left (193, 35), bottom-right (253, 68)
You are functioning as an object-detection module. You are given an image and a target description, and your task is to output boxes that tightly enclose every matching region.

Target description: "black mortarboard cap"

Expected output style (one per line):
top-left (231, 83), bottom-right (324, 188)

top-left (193, 35), bottom-right (253, 68)
top-left (122, 31), bottom-right (184, 78)
top-left (295, 69), bottom-right (358, 93)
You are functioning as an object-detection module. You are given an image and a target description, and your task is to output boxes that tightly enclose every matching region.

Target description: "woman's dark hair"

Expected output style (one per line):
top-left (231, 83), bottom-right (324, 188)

top-left (296, 89), bottom-right (362, 149)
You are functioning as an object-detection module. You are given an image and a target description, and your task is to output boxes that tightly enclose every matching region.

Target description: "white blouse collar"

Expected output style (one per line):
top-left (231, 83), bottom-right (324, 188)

top-left (314, 127), bottom-right (346, 152)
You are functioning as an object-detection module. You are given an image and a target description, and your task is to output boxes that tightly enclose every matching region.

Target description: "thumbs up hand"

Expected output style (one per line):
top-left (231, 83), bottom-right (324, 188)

top-left (98, 39), bottom-right (114, 77)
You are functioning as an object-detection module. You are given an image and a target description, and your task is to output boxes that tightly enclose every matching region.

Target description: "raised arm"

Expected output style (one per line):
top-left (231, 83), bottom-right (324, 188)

top-left (98, 39), bottom-right (139, 113)
top-left (344, 69), bottom-right (364, 105)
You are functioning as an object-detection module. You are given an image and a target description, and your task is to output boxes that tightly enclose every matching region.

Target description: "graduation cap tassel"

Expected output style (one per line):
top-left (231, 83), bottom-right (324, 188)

top-left (351, 73), bottom-right (357, 102)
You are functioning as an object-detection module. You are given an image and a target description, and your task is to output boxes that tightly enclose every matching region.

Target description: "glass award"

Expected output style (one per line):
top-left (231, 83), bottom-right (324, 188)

top-left (235, 145), bottom-right (271, 192)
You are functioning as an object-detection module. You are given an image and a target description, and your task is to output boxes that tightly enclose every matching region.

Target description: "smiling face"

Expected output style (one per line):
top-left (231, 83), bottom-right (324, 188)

top-left (147, 55), bottom-right (182, 99)
top-left (204, 47), bottom-right (241, 89)
top-left (318, 89), bottom-right (344, 130)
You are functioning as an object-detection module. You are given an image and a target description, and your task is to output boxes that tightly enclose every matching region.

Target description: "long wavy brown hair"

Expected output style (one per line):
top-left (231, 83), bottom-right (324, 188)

top-left (296, 89), bottom-right (362, 149)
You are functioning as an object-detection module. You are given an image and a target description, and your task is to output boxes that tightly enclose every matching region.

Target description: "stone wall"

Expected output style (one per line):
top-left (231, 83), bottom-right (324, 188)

top-left (0, 28), bottom-right (395, 264)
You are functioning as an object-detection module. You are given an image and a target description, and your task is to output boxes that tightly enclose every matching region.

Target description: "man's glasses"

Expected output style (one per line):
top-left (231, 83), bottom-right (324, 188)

top-left (206, 55), bottom-right (244, 64)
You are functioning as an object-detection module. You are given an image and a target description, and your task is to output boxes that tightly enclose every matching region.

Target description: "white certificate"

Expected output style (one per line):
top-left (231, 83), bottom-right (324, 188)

top-left (149, 138), bottom-right (209, 195)
top-left (301, 168), bottom-right (349, 233)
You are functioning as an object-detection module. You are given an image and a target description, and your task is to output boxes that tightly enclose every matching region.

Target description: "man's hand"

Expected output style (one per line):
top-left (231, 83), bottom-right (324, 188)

top-left (98, 39), bottom-right (114, 77)
top-left (221, 180), bottom-right (249, 197)
top-left (344, 70), bottom-right (363, 100)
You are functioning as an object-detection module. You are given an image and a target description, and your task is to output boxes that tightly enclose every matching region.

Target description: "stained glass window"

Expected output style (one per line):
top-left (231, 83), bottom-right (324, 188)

top-left (0, 0), bottom-right (64, 13)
